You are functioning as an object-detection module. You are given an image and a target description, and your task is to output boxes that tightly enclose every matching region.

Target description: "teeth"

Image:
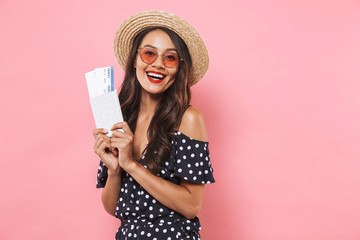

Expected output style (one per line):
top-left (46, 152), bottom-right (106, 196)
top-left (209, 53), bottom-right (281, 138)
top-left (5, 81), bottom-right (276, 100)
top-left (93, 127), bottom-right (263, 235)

top-left (147, 72), bottom-right (165, 79)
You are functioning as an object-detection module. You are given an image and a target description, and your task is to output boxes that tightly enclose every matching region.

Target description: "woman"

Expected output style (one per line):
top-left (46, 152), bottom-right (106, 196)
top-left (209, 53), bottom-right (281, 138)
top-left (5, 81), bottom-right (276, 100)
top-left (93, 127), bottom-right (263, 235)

top-left (93, 10), bottom-right (215, 239)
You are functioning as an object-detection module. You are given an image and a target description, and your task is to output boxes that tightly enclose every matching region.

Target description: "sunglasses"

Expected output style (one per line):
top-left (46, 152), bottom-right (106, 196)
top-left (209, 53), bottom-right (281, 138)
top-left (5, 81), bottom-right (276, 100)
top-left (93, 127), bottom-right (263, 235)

top-left (138, 47), bottom-right (182, 68)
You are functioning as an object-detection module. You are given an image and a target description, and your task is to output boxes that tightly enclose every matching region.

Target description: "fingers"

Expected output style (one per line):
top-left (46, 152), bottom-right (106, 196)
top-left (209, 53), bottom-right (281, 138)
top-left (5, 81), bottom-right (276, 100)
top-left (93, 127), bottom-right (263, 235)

top-left (93, 133), bottom-right (111, 154)
top-left (111, 129), bottom-right (133, 140)
top-left (92, 128), bottom-right (108, 139)
top-left (111, 122), bottom-right (133, 136)
top-left (110, 137), bottom-right (133, 156)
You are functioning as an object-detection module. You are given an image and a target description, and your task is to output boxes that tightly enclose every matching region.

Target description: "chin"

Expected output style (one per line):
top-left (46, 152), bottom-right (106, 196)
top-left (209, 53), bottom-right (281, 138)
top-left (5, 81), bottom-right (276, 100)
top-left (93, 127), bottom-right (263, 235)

top-left (139, 78), bottom-right (174, 96)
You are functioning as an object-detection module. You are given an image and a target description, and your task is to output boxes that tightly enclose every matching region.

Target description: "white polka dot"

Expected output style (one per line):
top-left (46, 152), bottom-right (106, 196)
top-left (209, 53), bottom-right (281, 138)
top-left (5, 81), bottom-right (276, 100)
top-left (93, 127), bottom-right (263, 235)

top-left (195, 143), bottom-right (199, 148)
top-left (187, 146), bottom-right (191, 150)
top-left (149, 206), bottom-right (153, 210)
top-left (152, 199), bottom-right (157, 203)
top-left (193, 176), bottom-right (197, 180)
top-left (163, 229), bottom-right (167, 233)
top-left (182, 139), bottom-right (186, 143)
top-left (183, 155), bottom-right (187, 159)
top-left (128, 233), bottom-right (132, 237)
top-left (191, 153), bottom-right (195, 158)
top-left (165, 161), bottom-right (169, 166)
top-left (150, 214), bottom-right (154, 218)
top-left (187, 164), bottom-right (191, 168)
top-left (205, 170), bottom-right (209, 174)
top-left (171, 227), bottom-right (175, 231)
top-left (200, 161), bottom-right (203, 166)
top-left (186, 226), bottom-right (191, 230)
top-left (189, 170), bottom-right (193, 174)
top-left (155, 228), bottom-right (159, 232)
top-left (145, 194), bottom-right (149, 199)
top-left (178, 168), bottom-right (182, 173)
top-left (177, 159), bottom-right (181, 163)
top-left (179, 146), bottom-right (183, 150)
top-left (147, 233), bottom-right (151, 237)
top-left (116, 206), bottom-right (119, 211)
top-left (159, 208), bottom-right (163, 212)
top-left (198, 171), bottom-right (202, 175)
top-left (195, 162), bottom-right (199, 167)
top-left (184, 177), bottom-right (188, 180)
top-left (135, 206), bottom-right (139, 211)
top-left (167, 237), bottom-right (172, 240)
top-left (144, 202), bottom-right (147, 206)
top-left (200, 153), bottom-right (203, 157)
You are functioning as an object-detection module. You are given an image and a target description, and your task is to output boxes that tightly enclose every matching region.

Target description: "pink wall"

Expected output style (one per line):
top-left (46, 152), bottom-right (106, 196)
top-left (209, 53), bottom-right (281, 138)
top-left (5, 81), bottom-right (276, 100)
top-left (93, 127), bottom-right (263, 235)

top-left (1, 0), bottom-right (360, 239)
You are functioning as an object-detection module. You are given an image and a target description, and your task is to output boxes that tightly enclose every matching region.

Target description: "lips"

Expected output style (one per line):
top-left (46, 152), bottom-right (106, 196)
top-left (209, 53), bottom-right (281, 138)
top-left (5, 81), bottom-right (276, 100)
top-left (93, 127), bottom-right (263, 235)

top-left (146, 71), bottom-right (167, 83)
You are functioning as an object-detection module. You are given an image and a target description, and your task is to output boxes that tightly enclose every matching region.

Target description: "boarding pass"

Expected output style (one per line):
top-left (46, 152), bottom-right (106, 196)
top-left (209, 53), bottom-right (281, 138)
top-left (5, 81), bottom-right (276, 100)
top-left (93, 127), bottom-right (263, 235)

top-left (85, 66), bottom-right (124, 137)
top-left (85, 66), bottom-right (114, 98)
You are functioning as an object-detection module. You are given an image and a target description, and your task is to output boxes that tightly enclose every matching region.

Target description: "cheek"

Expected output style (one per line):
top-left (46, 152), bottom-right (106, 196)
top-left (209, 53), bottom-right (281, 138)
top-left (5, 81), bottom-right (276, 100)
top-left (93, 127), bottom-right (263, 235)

top-left (169, 69), bottom-right (179, 80)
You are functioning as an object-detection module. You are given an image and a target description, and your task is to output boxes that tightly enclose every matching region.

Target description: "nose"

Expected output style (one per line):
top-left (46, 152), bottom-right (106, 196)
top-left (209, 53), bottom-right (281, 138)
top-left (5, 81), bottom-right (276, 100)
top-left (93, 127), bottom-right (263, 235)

top-left (152, 55), bottom-right (165, 69)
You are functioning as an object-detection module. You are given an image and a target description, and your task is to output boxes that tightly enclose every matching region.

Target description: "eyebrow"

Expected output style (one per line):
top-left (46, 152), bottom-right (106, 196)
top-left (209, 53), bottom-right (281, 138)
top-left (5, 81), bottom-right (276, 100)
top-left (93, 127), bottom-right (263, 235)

top-left (143, 44), bottom-right (177, 52)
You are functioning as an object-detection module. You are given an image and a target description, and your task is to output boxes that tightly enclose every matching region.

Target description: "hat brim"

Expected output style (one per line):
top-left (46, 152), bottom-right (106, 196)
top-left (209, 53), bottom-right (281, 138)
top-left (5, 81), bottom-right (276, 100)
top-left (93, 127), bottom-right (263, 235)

top-left (113, 10), bottom-right (209, 86)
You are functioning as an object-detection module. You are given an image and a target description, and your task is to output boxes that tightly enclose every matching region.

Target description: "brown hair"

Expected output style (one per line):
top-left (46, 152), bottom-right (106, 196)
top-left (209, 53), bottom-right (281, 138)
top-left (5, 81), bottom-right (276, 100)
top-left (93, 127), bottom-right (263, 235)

top-left (118, 27), bottom-right (192, 174)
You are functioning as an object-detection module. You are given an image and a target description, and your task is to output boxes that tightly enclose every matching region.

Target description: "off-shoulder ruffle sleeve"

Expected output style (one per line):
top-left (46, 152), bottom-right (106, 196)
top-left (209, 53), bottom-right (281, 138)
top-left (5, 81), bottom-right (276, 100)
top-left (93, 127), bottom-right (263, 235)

top-left (96, 160), bottom-right (108, 188)
top-left (161, 131), bottom-right (215, 184)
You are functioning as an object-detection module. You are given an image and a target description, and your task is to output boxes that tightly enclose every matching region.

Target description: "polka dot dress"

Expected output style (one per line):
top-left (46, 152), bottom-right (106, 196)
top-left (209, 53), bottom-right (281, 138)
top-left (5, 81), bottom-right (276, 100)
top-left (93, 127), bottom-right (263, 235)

top-left (96, 131), bottom-right (215, 240)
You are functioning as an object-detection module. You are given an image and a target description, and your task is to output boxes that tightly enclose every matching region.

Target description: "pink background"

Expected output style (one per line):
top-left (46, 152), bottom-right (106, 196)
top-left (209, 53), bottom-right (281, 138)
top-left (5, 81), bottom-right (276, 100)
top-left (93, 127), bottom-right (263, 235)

top-left (1, 0), bottom-right (360, 239)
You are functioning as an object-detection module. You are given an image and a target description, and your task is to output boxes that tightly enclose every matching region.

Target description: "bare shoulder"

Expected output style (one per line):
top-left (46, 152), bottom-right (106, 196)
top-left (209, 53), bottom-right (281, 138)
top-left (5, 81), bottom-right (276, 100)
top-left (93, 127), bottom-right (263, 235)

top-left (178, 106), bottom-right (208, 142)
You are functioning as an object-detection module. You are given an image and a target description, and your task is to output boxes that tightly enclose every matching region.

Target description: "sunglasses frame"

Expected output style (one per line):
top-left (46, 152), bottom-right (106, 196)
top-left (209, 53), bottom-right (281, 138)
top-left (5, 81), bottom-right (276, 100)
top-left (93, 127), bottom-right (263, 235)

top-left (137, 47), bottom-right (183, 68)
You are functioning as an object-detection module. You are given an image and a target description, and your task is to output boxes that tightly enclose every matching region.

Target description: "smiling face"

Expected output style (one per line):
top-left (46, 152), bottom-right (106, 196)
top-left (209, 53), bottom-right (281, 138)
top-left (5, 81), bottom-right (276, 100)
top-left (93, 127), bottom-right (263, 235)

top-left (134, 29), bottom-right (179, 96)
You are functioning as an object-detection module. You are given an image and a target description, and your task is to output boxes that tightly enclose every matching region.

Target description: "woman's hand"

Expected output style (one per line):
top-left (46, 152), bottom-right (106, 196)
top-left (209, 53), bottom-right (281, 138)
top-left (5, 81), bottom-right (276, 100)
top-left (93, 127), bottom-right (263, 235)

top-left (93, 128), bottom-right (120, 175)
top-left (110, 122), bottom-right (135, 170)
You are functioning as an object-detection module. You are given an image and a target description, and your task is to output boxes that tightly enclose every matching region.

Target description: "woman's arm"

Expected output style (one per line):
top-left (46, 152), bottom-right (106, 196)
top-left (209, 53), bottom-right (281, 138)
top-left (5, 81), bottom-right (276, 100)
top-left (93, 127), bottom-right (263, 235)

top-left (101, 169), bottom-right (121, 216)
top-left (93, 128), bottom-right (122, 216)
top-left (110, 107), bottom-right (208, 219)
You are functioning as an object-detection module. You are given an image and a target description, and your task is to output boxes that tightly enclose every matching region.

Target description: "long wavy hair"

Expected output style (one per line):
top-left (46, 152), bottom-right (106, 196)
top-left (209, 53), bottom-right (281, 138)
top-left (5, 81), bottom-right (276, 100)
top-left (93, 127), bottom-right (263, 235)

top-left (118, 27), bottom-right (192, 174)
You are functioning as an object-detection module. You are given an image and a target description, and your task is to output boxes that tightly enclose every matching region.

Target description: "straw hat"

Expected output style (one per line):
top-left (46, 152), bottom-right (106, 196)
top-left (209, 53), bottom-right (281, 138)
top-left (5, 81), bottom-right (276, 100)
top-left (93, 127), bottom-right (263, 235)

top-left (113, 10), bottom-right (209, 86)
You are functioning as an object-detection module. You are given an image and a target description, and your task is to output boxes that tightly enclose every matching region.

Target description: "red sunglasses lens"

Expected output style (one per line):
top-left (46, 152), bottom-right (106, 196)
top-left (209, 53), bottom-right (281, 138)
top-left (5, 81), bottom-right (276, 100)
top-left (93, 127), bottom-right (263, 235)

top-left (163, 54), bottom-right (179, 68)
top-left (140, 48), bottom-right (157, 64)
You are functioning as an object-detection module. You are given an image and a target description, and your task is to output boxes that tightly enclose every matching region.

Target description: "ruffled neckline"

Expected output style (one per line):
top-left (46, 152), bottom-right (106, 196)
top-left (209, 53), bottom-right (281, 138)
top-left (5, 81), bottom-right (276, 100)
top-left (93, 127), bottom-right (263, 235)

top-left (174, 131), bottom-right (209, 144)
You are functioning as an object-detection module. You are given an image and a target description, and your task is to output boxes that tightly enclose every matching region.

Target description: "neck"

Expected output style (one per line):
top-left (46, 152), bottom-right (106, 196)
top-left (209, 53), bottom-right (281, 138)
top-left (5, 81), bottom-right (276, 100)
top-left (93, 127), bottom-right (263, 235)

top-left (139, 90), bottom-right (163, 119)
